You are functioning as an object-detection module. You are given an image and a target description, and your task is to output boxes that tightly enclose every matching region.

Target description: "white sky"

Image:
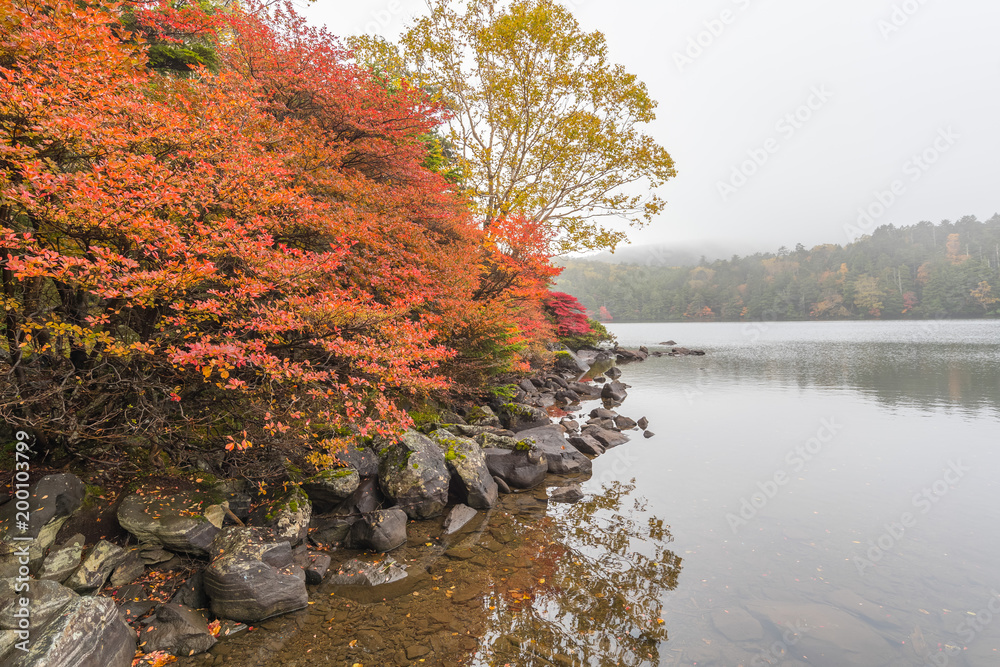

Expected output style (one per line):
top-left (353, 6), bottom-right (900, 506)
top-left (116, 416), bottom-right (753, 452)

top-left (297, 0), bottom-right (1000, 254)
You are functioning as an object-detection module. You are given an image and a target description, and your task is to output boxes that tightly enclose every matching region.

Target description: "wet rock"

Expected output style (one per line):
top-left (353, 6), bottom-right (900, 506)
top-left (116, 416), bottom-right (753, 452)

top-left (498, 402), bottom-right (551, 433)
top-left (406, 645), bottom-right (431, 660)
top-left (711, 607), bottom-right (763, 641)
top-left (567, 381), bottom-right (603, 399)
top-left (516, 426), bottom-right (592, 475)
top-left (643, 430), bottom-right (655, 439)
top-left (377, 430), bottom-right (450, 520)
top-left (466, 405), bottom-right (502, 428)
top-left (559, 418), bottom-right (580, 433)
top-left (494, 476), bottom-right (512, 494)
top-left (248, 486), bottom-right (311, 546)
top-left (589, 407), bottom-right (616, 420)
top-left (1, 577), bottom-right (77, 630)
top-left (430, 430), bottom-right (498, 509)
top-left (0, 473), bottom-right (85, 569)
top-left (442, 504), bottom-right (478, 535)
top-left (38, 533), bottom-right (85, 583)
top-left (747, 601), bottom-right (896, 667)
top-left (301, 468), bottom-right (360, 511)
top-left (587, 417), bottom-right (616, 430)
top-left (660, 340), bottom-right (676, 346)
top-left (613, 415), bottom-right (638, 430)
top-left (140, 603), bottom-right (216, 657)
top-left (483, 448), bottom-right (548, 489)
top-left (605, 367), bottom-right (622, 380)
top-left (302, 552), bottom-right (330, 585)
top-left (12, 595), bottom-right (134, 667)
top-left (567, 434), bottom-right (605, 457)
top-left (64, 540), bottom-right (128, 593)
top-left (117, 491), bottom-right (223, 556)
top-left (329, 558), bottom-right (407, 586)
top-left (582, 424), bottom-right (630, 449)
top-left (171, 570), bottom-right (208, 610)
top-left (350, 508), bottom-right (408, 552)
top-left (601, 381), bottom-right (628, 402)
top-left (637, 417), bottom-right (649, 430)
top-left (549, 484), bottom-right (584, 503)
top-left (553, 390), bottom-right (580, 405)
top-left (204, 527), bottom-right (308, 623)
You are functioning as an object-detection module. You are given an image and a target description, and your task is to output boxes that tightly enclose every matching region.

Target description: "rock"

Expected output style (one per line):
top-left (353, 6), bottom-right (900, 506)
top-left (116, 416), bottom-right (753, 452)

top-left (326, 476), bottom-right (383, 520)
top-left (442, 504), bottom-right (478, 535)
top-left (516, 426), bottom-right (592, 475)
top-left (140, 548), bottom-right (175, 566)
top-left (613, 415), bottom-right (638, 430)
top-left (334, 445), bottom-right (380, 478)
top-left (586, 417), bottom-right (616, 430)
top-left (141, 603), bottom-right (216, 657)
top-left (64, 540), bottom-right (128, 593)
top-left (171, 570), bottom-right (209, 610)
top-left (377, 431), bottom-right (450, 520)
top-left (589, 407), bottom-right (616, 420)
top-left (38, 533), bottom-right (85, 583)
top-left (301, 468), bottom-right (360, 510)
top-left (302, 552), bottom-right (330, 585)
top-left (493, 476), bottom-right (512, 494)
top-left (248, 486), bottom-right (311, 546)
top-left (518, 378), bottom-right (537, 394)
top-left (660, 340), bottom-right (676, 346)
top-left (747, 601), bottom-right (896, 667)
top-left (350, 509), bottom-right (408, 552)
top-left (439, 410), bottom-right (467, 425)
top-left (483, 448), bottom-right (548, 489)
top-left (605, 367), bottom-right (622, 380)
top-left (117, 491), bottom-right (223, 556)
top-left (430, 430), bottom-right (498, 509)
top-left (559, 418), bottom-right (580, 433)
top-left (553, 390), bottom-right (580, 404)
top-left (329, 558), bottom-right (407, 586)
top-left (825, 589), bottom-right (904, 630)
top-left (637, 417), bottom-right (649, 430)
top-left (497, 402), bottom-right (551, 433)
top-left (567, 434), bottom-right (605, 457)
top-left (474, 431), bottom-right (519, 450)
top-left (0, 473), bottom-right (85, 569)
top-left (108, 549), bottom-right (145, 587)
top-left (12, 595), bottom-right (135, 667)
top-left (448, 424), bottom-right (516, 439)
top-left (549, 484), bottom-right (584, 503)
top-left (466, 405), bottom-right (502, 428)
top-left (1, 577), bottom-right (77, 630)
top-left (406, 645), bottom-right (431, 660)
top-left (567, 381), bottom-right (603, 399)
top-left (601, 381), bottom-right (628, 402)
top-left (203, 527), bottom-right (308, 623)
top-left (643, 430), bottom-right (655, 439)
top-left (711, 607), bottom-right (763, 641)
top-left (670, 347), bottom-right (706, 356)
top-left (582, 425), bottom-right (629, 449)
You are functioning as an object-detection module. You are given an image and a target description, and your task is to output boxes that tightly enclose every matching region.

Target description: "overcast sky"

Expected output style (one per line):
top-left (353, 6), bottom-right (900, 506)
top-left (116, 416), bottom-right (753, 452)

top-left (297, 0), bottom-right (1000, 255)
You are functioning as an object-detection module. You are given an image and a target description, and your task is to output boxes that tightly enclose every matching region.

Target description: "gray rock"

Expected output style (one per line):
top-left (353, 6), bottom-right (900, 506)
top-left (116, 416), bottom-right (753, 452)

top-left (301, 468), bottom-right (360, 510)
top-left (493, 476), bottom-right (512, 494)
top-left (64, 540), bottom-right (128, 593)
top-left (170, 570), bottom-right (208, 610)
top-left (204, 527), bottom-right (308, 623)
top-left (38, 533), bottom-right (85, 583)
top-left (1, 577), bottom-right (77, 630)
top-left (466, 405), bottom-right (502, 428)
top-left (549, 484), bottom-right (584, 503)
top-left (589, 407), bottom-right (616, 420)
top-left (711, 607), bottom-right (763, 641)
top-left (583, 425), bottom-right (630, 449)
top-left (329, 558), bottom-right (407, 586)
top-left (108, 549), bottom-right (145, 587)
top-left (559, 418), bottom-right (580, 433)
top-left (117, 491), bottom-right (223, 556)
top-left (483, 448), bottom-right (548, 489)
top-left (439, 410), bottom-right (467, 425)
top-left (517, 425), bottom-right (592, 475)
top-left (447, 424), bottom-right (516, 439)
top-left (567, 381), bottom-right (603, 399)
top-left (302, 552), bottom-right (330, 585)
top-left (643, 430), bottom-right (655, 439)
top-left (474, 432), bottom-right (520, 450)
top-left (613, 415), bottom-right (638, 430)
top-left (605, 366), bottom-right (622, 380)
top-left (0, 473), bottom-right (85, 569)
top-left (140, 548), bottom-right (175, 566)
top-left (637, 417), bottom-right (649, 430)
top-left (334, 445), bottom-right (379, 478)
top-left (442, 504), bottom-right (478, 535)
top-left (11, 595), bottom-right (134, 667)
top-left (141, 603), bottom-right (216, 657)
top-left (377, 431), bottom-right (450, 520)
top-left (567, 434), bottom-right (605, 457)
top-left (248, 486), bottom-right (311, 546)
top-left (601, 381), bottom-right (628, 402)
top-left (553, 390), bottom-right (580, 404)
top-left (497, 402), bottom-right (551, 433)
top-left (350, 509), bottom-right (408, 552)
top-left (430, 430), bottom-right (498, 509)
top-left (517, 378), bottom-right (537, 394)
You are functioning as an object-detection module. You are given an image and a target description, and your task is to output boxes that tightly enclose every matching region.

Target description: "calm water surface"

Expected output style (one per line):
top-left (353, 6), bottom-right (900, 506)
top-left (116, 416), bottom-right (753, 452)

top-left (209, 320), bottom-right (1000, 667)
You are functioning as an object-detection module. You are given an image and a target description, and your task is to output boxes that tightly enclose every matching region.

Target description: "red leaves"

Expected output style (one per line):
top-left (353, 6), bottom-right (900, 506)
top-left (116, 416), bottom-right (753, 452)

top-left (544, 292), bottom-right (591, 336)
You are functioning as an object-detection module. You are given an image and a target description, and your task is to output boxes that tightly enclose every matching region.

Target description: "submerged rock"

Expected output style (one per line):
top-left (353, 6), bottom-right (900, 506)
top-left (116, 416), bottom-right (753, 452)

top-left (329, 558), bottom-right (407, 587)
top-left (442, 504), bottom-right (478, 535)
top-left (710, 607), bottom-right (763, 642)
top-left (549, 484), bottom-right (584, 503)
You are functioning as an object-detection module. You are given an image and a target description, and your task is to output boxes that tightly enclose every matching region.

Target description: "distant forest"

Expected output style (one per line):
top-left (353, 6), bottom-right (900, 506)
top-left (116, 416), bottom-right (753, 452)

top-left (555, 215), bottom-right (1000, 322)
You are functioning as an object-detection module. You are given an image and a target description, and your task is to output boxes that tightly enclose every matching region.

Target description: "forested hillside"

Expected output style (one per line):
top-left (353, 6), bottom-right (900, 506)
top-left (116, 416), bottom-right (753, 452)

top-left (556, 215), bottom-right (1000, 321)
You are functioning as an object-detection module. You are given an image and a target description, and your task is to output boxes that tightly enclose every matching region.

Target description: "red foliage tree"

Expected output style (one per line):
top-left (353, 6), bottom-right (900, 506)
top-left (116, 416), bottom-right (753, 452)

top-left (544, 292), bottom-right (591, 337)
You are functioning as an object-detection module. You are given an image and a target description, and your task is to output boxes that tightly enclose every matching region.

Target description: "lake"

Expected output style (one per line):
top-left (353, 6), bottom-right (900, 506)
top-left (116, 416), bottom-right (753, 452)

top-left (233, 319), bottom-right (1000, 667)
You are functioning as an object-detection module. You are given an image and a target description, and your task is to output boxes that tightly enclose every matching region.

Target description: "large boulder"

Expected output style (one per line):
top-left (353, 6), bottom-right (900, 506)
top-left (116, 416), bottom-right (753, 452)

top-left (301, 468), bottom-right (360, 511)
top-left (117, 491), bottom-right (224, 556)
top-left (249, 486), bottom-right (311, 546)
top-left (1, 578), bottom-right (77, 631)
top-left (497, 402), bottom-right (551, 433)
top-left (567, 381), bottom-right (603, 400)
top-left (38, 533), bottom-right (85, 583)
top-left (64, 540), bottom-right (128, 594)
top-left (601, 381), bottom-right (628, 402)
top-left (430, 430), bottom-right (498, 509)
top-left (567, 434), bottom-right (605, 457)
top-left (10, 595), bottom-right (135, 667)
top-left (0, 473), bottom-right (85, 569)
top-left (582, 424), bottom-right (630, 449)
top-left (349, 509), bottom-right (407, 552)
top-left (203, 527), bottom-right (308, 623)
top-left (465, 405), bottom-right (502, 428)
top-left (516, 425), bottom-right (592, 475)
top-left (140, 603), bottom-right (216, 657)
top-left (377, 431), bottom-right (450, 519)
top-left (483, 448), bottom-right (548, 489)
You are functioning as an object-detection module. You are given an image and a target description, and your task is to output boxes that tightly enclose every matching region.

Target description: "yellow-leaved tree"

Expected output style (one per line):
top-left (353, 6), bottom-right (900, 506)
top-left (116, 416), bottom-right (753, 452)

top-left (400, 0), bottom-right (676, 254)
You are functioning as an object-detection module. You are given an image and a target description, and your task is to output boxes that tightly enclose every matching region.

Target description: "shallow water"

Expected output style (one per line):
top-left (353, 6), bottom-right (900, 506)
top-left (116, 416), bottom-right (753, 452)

top-left (189, 320), bottom-right (1000, 667)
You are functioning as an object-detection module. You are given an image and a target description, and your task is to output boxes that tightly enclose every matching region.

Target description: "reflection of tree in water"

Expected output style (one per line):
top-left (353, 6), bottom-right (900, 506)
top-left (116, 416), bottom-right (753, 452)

top-left (478, 480), bottom-right (682, 666)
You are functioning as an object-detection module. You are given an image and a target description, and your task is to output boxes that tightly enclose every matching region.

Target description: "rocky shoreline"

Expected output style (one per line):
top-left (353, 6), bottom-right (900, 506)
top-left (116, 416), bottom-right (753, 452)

top-left (0, 343), bottom-right (703, 666)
